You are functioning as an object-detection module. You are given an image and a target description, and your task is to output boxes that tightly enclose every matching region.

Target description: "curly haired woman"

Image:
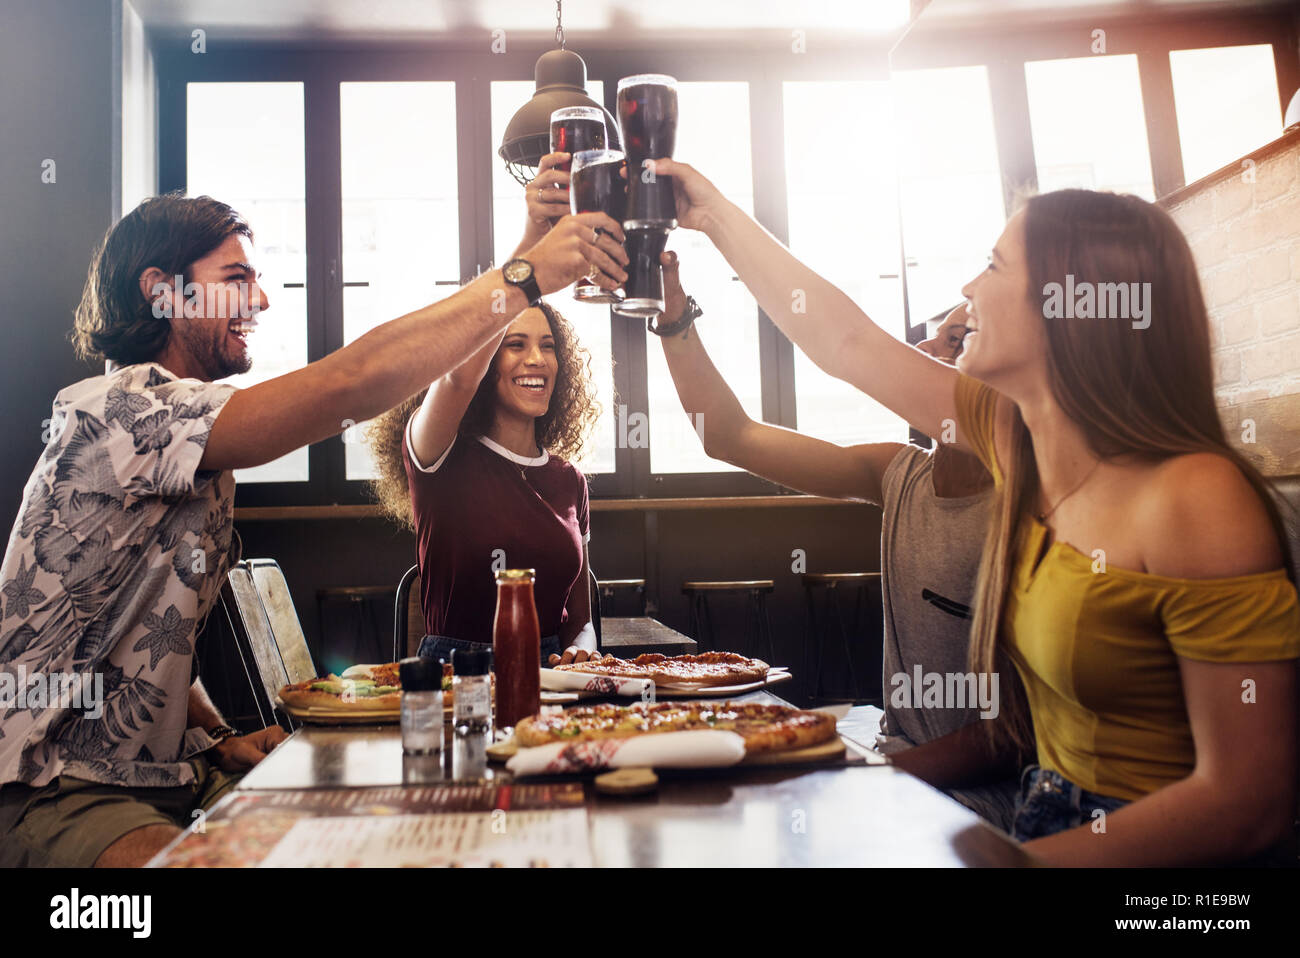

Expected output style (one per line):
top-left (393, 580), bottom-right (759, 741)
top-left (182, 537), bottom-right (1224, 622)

top-left (370, 152), bottom-right (605, 667)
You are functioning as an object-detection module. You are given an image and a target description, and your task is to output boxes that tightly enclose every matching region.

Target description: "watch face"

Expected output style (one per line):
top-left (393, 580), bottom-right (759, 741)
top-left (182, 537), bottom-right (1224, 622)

top-left (504, 259), bottom-right (532, 284)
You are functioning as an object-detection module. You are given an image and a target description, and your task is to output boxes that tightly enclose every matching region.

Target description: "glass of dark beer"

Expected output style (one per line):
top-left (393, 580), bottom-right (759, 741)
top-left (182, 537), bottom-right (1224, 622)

top-left (616, 74), bottom-right (678, 229)
top-left (615, 75), bottom-right (678, 318)
top-left (569, 149), bottom-right (627, 304)
top-left (615, 228), bottom-right (669, 317)
top-left (550, 107), bottom-right (607, 173)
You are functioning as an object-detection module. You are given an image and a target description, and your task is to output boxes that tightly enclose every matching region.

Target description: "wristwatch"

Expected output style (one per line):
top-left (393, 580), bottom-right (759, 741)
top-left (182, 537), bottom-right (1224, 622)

top-left (502, 258), bottom-right (542, 307)
top-left (648, 295), bottom-right (703, 337)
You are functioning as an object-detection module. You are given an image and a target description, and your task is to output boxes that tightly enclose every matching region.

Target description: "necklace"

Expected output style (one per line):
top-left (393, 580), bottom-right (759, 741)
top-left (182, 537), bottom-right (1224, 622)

top-left (1036, 458), bottom-right (1103, 523)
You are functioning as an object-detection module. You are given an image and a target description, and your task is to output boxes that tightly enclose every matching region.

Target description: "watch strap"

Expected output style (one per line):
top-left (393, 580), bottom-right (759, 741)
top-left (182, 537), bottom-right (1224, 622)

top-left (504, 258), bottom-right (543, 307)
top-left (205, 724), bottom-right (237, 747)
top-left (648, 295), bottom-right (703, 337)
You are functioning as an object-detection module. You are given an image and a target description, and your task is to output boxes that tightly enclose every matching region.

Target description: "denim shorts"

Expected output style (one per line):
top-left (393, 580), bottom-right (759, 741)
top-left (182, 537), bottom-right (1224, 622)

top-left (1010, 765), bottom-right (1130, 843)
top-left (416, 634), bottom-right (561, 666)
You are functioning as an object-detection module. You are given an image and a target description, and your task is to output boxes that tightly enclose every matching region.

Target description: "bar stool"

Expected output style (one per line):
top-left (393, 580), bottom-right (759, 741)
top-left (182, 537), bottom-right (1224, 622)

top-left (800, 572), bottom-right (882, 706)
top-left (316, 585), bottom-right (392, 668)
top-left (597, 578), bottom-right (647, 617)
top-left (681, 580), bottom-right (775, 661)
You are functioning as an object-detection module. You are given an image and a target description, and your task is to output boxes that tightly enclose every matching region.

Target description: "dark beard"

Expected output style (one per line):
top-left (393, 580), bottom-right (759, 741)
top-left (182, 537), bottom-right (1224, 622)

top-left (193, 323), bottom-right (251, 380)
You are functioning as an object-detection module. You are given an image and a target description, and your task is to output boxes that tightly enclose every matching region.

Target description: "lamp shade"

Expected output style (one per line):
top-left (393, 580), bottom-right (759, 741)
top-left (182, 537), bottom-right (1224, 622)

top-left (499, 48), bottom-right (620, 185)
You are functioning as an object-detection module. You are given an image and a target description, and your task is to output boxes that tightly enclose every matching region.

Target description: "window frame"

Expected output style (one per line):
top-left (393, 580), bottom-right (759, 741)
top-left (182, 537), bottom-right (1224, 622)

top-left (155, 9), bottom-right (1298, 506)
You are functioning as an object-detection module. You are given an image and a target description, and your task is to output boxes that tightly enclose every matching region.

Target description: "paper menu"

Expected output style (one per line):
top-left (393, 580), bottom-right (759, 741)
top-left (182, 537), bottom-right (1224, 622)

top-left (258, 809), bottom-right (592, 868)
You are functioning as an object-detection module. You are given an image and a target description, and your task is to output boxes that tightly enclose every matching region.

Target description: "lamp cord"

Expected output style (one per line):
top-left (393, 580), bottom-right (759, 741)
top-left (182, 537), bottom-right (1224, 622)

top-left (555, 0), bottom-right (565, 49)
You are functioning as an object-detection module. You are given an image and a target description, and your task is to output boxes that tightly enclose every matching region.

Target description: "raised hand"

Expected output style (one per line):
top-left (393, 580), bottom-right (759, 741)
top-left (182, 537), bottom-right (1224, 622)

top-left (645, 158), bottom-right (726, 233)
top-left (525, 213), bottom-right (629, 296)
top-left (525, 152), bottom-right (574, 229)
top-left (659, 250), bottom-right (687, 323)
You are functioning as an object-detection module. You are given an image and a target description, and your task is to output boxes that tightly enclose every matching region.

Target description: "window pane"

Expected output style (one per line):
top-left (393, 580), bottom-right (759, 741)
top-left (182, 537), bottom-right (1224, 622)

top-left (491, 81), bottom-right (615, 476)
top-left (187, 82), bottom-right (307, 483)
top-left (1025, 55), bottom-right (1155, 199)
top-left (784, 80), bottom-right (907, 446)
top-left (1170, 44), bottom-right (1282, 183)
top-left (341, 82), bottom-right (460, 480)
top-left (893, 66), bottom-right (1006, 331)
top-left (648, 81), bottom-right (759, 474)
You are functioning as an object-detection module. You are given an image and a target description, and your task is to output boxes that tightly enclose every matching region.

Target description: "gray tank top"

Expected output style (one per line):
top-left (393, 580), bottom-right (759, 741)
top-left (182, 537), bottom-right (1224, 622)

top-left (876, 444), bottom-right (992, 753)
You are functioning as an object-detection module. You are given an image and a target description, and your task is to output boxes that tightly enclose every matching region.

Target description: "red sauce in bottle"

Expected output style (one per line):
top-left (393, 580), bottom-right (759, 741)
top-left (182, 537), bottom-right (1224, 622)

top-left (492, 569), bottom-right (541, 731)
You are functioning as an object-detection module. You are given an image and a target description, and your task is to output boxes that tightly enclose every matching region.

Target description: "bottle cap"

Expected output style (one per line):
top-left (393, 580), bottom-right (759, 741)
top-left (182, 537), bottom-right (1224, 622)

top-left (399, 656), bottom-right (442, 692)
top-left (494, 568), bottom-right (535, 584)
top-left (452, 647), bottom-right (492, 676)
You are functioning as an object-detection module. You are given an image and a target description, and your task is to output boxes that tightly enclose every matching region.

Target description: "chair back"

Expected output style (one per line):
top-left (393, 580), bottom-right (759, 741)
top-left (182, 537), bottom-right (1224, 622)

top-left (589, 566), bottom-right (602, 647)
top-left (393, 565), bottom-right (424, 661)
top-left (220, 561), bottom-right (294, 730)
top-left (246, 559), bottom-right (316, 684)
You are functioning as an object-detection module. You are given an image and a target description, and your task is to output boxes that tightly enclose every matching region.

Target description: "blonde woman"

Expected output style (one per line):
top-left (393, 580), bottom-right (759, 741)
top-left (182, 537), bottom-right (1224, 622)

top-left (652, 157), bottom-right (1298, 867)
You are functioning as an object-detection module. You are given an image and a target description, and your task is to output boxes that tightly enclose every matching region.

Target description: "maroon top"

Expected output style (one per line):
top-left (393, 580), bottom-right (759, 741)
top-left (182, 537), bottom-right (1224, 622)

top-left (403, 421), bottom-right (590, 643)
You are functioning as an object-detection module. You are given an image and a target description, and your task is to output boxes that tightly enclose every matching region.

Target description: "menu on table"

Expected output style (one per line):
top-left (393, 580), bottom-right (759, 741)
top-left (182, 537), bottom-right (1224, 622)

top-left (149, 783), bottom-right (588, 868)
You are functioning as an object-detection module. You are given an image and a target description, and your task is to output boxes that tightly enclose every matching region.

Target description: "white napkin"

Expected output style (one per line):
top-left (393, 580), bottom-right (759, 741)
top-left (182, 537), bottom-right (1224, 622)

top-left (506, 729), bottom-right (746, 776)
top-left (540, 668), bottom-right (655, 701)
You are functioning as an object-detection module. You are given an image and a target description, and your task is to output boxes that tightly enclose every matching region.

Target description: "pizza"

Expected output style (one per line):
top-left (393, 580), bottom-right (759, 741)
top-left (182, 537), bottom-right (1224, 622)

top-left (553, 652), bottom-right (769, 688)
top-left (277, 662), bottom-right (452, 712)
top-left (514, 701), bottom-right (836, 754)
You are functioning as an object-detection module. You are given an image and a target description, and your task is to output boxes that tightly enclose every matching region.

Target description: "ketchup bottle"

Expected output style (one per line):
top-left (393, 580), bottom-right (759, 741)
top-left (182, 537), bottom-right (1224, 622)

top-left (492, 568), bottom-right (541, 732)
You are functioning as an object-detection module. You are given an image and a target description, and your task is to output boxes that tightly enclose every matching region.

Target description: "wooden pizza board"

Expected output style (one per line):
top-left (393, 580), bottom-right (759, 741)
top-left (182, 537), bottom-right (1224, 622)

top-left (485, 732), bottom-right (848, 768)
top-left (739, 734), bottom-right (846, 766)
top-left (280, 702), bottom-right (401, 725)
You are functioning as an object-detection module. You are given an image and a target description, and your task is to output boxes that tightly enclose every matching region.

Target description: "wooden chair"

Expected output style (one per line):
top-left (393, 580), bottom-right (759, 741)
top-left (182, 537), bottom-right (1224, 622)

top-left (597, 578), bottom-right (647, 617)
top-left (681, 579), bottom-right (775, 661)
top-left (801, 572), bottom-right (882, 706)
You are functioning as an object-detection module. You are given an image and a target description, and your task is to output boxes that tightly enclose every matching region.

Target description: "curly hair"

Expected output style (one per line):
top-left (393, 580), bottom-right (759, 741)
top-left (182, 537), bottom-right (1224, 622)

top-left (368, 302), bottom-right (602, 529)
top-left (72, 193), bottom-right (253, 365)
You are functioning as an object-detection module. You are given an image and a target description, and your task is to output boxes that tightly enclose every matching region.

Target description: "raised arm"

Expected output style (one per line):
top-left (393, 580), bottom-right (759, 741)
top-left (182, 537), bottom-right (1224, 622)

top-left (200, 213), bottom-right (628, 471)
top-left (652, 158), bottom-right (963, 446)
top-left (656, 252), bottom-right (902, 503)
top-left (408, 154), bottom-right (578, 468)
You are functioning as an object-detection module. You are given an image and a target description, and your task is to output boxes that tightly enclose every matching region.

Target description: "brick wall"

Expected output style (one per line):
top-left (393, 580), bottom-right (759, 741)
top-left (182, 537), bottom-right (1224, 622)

top-left (1163, 127), bottom-right (1300, 475)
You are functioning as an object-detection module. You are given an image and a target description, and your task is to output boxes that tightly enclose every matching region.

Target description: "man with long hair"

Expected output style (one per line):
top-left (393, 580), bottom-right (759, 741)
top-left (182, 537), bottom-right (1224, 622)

top-left (0, 192), bottom-right (626, 867)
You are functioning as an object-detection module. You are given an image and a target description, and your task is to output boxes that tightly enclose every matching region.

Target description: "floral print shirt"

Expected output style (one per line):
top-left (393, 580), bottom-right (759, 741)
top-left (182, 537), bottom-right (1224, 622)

top-left (0, 364), bottom-right (237, 788)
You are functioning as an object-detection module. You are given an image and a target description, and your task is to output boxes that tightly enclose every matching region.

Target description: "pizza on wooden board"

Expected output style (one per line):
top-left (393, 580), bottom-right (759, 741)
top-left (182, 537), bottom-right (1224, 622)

top-left (278, 662), bottom-right (451, 711)
top-left (514, 701), bottom-right (836, 754)
top-left (553, 652), bottom-right (769, 687)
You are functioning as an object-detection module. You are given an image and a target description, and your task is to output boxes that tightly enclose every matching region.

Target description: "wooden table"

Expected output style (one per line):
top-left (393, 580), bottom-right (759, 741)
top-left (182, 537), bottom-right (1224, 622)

top-left (217, 693), bottom-right (1029, 867)
top-left (599, 616), bottom-right (698, 657)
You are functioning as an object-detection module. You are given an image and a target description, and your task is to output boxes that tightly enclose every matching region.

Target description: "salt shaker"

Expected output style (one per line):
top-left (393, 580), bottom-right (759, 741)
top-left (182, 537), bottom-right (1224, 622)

top-left (399, 656), bottom-right (443, 755)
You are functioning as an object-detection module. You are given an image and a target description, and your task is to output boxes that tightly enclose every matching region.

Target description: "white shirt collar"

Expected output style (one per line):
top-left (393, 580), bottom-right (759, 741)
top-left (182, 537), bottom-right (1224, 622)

top-left (477, 434), bottom-right (549, 467)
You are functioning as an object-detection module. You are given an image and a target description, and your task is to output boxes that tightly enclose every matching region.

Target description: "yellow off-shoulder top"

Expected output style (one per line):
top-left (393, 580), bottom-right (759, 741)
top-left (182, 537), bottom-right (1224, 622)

top-left (955, 374), bottom-right (1300, 801)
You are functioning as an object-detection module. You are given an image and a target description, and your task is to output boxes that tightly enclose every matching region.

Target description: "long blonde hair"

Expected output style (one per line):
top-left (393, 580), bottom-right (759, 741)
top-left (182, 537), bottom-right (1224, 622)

top-left (969, 189), bottom-right (1295, 753)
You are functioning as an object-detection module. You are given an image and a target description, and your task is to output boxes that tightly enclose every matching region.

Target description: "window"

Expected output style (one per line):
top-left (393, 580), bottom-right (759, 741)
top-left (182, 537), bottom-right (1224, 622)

top-left (186, 81), bottom-right (308, 484)
top-left (340, 82), bottom-right (460, 480)
top-left (1170, 44), bottom-right (1282, 183)
top-left (647, 81), bottom-right (759, 474)
top-left (1024, 55), bottom-right (1155, 200)
top-left (491, 80), bottom-right (616, 476)
top-left (784, 79), bottom-right (907, 446)
top-left (892, 66), bottom-right (1006, 330)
